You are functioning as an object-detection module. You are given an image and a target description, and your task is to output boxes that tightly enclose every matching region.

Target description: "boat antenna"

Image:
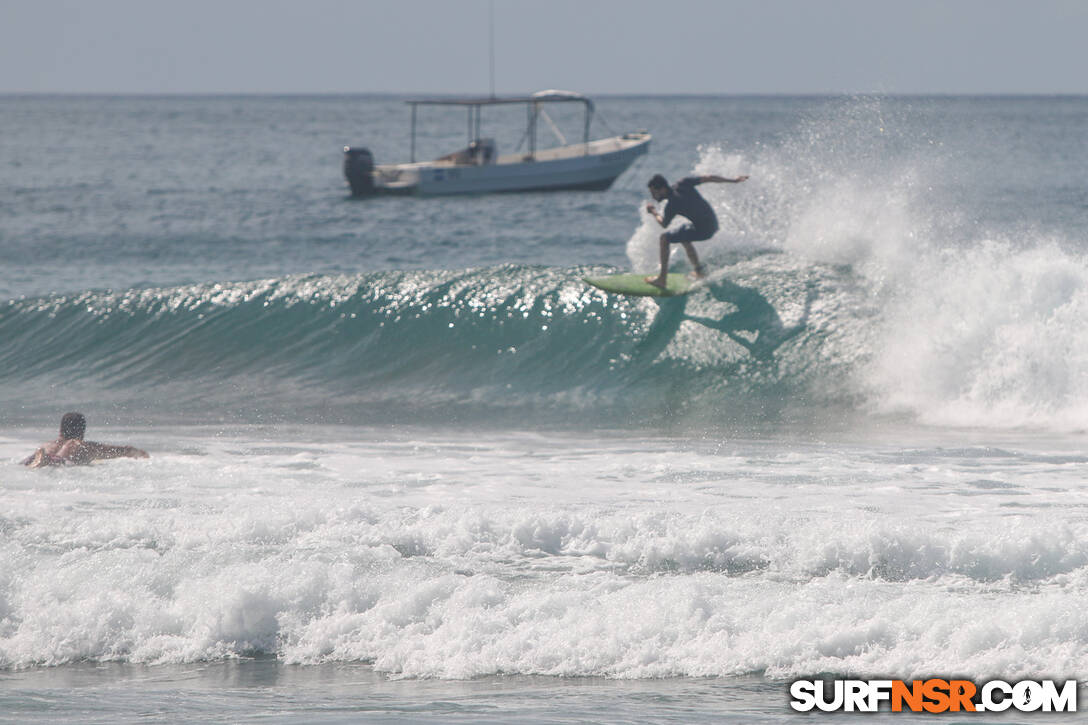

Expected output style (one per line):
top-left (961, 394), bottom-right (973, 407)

top-left (488, 0), bottom-right (495, 98)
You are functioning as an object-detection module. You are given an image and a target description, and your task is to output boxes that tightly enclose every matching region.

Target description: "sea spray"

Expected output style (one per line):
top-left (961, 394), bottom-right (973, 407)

top-left (634, 97), bottom-right (1088, 430)
top-left (869, 239), bottom-right (1088, 428)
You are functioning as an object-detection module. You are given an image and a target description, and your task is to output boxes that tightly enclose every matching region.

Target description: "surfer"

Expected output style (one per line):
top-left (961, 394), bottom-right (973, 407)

top-left (21, 412), bottom-right (149, 468)
top-left (644, 173), bottom-right (748, 289)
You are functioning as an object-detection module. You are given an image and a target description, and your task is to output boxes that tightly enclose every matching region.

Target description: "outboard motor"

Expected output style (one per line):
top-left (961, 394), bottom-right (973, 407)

top-left (343, 146), bottom-right (375, 197)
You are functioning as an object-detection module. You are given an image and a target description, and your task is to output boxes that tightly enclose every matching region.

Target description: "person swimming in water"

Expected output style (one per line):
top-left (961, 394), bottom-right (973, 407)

top-left (644, 172), bottom-right (748, 289)
top-left (21, 412), bottom-right (149, 468)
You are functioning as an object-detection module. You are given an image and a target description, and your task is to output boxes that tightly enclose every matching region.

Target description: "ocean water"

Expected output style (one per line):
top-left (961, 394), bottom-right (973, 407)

top-left (2, 94), bottom-right (1088, 722)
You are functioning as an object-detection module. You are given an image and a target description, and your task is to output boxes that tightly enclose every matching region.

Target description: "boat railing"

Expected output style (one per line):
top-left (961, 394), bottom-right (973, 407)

top-left (405, 92), bottom-right (595, 163)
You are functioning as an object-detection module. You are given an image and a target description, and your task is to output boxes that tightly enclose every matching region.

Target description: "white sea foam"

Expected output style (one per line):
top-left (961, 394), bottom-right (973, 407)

top-left (869, 240), bottom-right (1088, 428)
top-left (3, 428), bottom-right (1087, 680)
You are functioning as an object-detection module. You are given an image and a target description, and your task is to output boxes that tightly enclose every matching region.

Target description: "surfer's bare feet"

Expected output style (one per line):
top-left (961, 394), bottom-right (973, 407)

top-left (644, 275), bottom-right (667, 289)
top-left (692, 263), bottom-right (709, 279)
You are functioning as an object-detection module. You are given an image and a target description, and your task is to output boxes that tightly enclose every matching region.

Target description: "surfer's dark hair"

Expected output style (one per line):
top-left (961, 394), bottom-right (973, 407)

top-left (60, 412), bottom-right (86, 440)
top-left (647, 174), bottom-right (668, 190)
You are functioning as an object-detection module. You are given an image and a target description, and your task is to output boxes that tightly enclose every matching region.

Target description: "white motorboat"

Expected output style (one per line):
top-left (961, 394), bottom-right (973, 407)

top-left (344, 90), bottom-right (650, 197)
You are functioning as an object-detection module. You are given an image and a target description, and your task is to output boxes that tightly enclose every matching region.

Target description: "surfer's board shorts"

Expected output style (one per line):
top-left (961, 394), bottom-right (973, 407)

top-left (665, 223), bottom-right (717, 244)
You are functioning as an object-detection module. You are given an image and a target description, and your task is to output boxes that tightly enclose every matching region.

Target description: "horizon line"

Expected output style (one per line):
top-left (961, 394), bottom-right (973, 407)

top-left (2, 90), bottom-right (1087, 99)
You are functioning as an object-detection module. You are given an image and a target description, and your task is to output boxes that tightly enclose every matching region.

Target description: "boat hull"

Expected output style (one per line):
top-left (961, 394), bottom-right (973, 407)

top-left (416, 139), bottom-right (649, 196)
top-left (348, 134), bottom-right (650, 197)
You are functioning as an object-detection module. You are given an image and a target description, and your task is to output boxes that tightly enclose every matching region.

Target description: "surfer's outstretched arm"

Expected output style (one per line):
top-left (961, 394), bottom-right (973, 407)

top-left (698, 175), bottom-right (749, 184)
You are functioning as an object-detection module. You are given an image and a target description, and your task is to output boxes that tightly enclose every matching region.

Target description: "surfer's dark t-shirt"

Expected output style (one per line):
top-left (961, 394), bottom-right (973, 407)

top-left (662, 177), bottom-right (719, 233)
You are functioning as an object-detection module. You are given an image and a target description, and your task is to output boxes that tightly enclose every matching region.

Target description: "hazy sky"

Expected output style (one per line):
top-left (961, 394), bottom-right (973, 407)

top-left (2, 0), bottom-right (1086, 95)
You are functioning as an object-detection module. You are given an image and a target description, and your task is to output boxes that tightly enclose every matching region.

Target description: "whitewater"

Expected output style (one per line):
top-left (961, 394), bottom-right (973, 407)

top-left (2, 94), bottom-right (1088, 722)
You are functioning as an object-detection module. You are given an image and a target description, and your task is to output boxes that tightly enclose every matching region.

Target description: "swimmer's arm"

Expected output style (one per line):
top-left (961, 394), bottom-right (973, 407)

top-left (80, 442), bottom-right (150, 461)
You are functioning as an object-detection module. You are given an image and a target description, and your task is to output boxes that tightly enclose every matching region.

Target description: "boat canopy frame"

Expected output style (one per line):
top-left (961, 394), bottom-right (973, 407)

top-left (404, 90), bottom-right (596, 163)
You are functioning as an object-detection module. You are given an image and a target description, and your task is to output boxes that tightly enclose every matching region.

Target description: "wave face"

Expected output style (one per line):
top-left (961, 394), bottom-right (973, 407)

top-left (6, 236), bottom-right (1088, 432)
top-left (0, 260), bottom-right (866, 428)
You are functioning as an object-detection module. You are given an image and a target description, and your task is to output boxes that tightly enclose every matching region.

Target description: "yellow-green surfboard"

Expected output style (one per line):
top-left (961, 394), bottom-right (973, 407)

top-left (583, 273), bottom-right (692, 297)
